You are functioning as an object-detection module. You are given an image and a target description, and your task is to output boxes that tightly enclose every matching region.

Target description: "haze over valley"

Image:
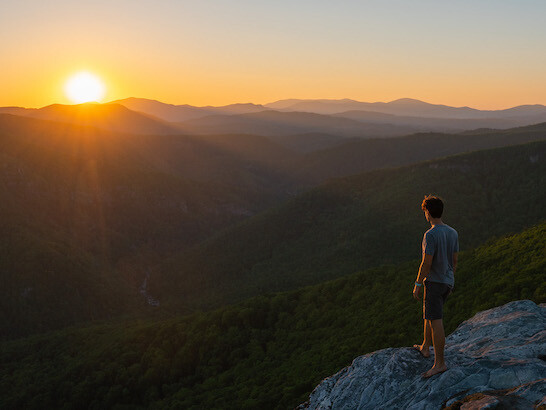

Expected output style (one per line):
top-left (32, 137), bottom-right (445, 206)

top-left (1, 93), bottom-right (545, 408)
top-left (1, 97), bottom-right (545, 339)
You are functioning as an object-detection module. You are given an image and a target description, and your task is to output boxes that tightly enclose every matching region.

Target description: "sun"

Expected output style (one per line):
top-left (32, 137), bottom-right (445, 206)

top-left (64, 71), bottom-right (106, 104)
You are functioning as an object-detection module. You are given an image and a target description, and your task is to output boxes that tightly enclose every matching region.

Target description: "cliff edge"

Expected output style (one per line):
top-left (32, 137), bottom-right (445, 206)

top-left (299, 300), bottom-right (546, 409)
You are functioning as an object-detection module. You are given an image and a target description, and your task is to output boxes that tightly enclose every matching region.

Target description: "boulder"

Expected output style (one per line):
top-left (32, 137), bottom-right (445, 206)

top-left (299, 300), bottom-right (546, 409)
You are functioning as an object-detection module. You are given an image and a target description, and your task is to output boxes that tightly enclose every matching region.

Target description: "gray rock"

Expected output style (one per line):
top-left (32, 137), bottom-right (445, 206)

top-left (299, 300), bottom-right (546, 410)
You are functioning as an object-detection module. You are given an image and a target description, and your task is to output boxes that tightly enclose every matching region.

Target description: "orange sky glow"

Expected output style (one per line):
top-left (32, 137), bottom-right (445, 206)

top-left (2, 1), bottom-right (545, 110)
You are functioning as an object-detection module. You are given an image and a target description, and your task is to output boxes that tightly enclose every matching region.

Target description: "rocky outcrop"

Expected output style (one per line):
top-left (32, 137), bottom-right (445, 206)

top-left (299, 300), bottom-right (546, 409)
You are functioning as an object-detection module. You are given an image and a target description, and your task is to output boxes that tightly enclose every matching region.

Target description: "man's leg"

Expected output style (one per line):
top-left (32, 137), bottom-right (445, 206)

top-left (414, 319), bottom-right (432, 357)
top-left (423, 318), bottom-right (447, 377)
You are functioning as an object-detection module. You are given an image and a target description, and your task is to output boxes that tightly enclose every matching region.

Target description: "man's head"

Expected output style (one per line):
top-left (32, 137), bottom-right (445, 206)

top-left (421, 195), bottom-right (444, 219)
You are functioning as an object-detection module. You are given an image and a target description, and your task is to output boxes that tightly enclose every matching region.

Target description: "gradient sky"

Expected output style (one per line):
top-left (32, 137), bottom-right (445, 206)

top-left (2, 0), bottom-right (545, 109)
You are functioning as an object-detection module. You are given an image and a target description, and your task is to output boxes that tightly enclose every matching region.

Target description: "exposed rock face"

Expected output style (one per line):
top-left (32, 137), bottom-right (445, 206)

top-left (299, 300), bottom-right (546, 409)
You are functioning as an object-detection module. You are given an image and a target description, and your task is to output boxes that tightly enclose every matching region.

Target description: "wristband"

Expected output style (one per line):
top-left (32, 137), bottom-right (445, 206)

top-left (414, 282), bottom-right (423, 287)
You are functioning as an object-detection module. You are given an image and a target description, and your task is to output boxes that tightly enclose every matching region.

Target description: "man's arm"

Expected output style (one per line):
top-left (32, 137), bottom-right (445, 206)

top-left (413, 254), bottom-right (433, 299)
top-left (452, 252), bottom-right (458, 275)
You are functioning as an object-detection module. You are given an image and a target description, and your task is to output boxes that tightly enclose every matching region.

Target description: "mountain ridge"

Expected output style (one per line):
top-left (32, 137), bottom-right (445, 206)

top-left (154, 139), bottom-right (546, 311)
top-left (4, 99), bottom-right (546, 139)
top-left (265, 98), bottom-right (546, 120)
top-left (0, 102), bottom-right (183, 135)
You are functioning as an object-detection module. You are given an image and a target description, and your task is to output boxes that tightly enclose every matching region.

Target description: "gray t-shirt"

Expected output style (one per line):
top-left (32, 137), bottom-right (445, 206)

top-left (422, 224), bottom-right (459, 287)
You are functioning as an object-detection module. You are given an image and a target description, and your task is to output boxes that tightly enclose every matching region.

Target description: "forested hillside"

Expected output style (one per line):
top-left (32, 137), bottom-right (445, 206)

top-left (1, 112), bottom-right (545, 339)
top-left (2, 223), bottom-right (544, 409)
top-left (156, 140), bottom-right (546, 310)
top-left (293, 122), bottom-right (546, 182)
top-left (0, 115), bottom-right (300, 338)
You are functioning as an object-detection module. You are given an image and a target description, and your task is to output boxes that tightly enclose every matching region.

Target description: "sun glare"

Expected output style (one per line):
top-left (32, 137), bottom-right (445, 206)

top-left (64, 71), bottom-right (106, 104)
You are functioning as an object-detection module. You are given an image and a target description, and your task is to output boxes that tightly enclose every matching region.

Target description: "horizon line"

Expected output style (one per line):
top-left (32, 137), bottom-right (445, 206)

top-left (4, 96), bottom-right (546, 111)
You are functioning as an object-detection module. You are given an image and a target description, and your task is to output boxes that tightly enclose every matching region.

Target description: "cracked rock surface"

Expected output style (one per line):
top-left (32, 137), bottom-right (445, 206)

top-left (299, 300), bottom-right (546, 409)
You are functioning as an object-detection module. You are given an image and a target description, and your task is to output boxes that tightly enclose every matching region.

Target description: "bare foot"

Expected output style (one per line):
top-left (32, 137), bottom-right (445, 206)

top-left (422, 364), bottom-right (447, 378)
top-left (413, 344), bottom-right (431, 358)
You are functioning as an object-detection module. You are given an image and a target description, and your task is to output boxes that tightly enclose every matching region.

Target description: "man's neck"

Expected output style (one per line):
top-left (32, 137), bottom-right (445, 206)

top-left (430, 218), bottom-right (443, 227)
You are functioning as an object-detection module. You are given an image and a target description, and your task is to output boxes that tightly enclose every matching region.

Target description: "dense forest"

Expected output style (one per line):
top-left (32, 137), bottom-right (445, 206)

top-left (2, 112), bottom-right (545, 338)
top-left (1, 223), bottom-right (544, 409)
top-left (155, 140), bottom-right (546, 310)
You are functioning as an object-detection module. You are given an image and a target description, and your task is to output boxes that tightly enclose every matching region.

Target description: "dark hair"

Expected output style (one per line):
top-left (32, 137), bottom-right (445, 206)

top-left (421, 195), bottom-right (443, 218)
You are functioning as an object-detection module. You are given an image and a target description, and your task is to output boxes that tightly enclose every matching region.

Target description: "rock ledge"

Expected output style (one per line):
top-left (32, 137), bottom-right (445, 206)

top-left (299, 300), bottom-right (546, 409)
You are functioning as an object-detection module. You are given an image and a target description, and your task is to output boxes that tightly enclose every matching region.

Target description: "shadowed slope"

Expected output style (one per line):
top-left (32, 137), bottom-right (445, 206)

top-left (155, 140), bottom-right (546, 310)
top-left (0, 114), bottom-right (300, 338)
top-left (294, 122), bottom-right (546, 183)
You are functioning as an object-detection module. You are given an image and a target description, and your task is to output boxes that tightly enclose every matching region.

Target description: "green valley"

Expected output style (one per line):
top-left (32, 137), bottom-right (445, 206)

top-left (1, 222), bottom-right (544, 409)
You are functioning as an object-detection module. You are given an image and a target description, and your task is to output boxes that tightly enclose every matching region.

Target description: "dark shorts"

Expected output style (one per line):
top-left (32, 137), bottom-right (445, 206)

top-left (423, 281), bottom-right (452, 320)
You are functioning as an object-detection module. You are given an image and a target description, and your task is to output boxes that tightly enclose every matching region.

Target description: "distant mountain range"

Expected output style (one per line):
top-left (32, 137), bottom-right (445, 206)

top-left (100, 97), bottom-right (546, 138)
top-left (3, 98), bottom-right (546, 145)
top-left (0, 103), bottom-right (181, 135)
top-left (110, 96), bottom-right (546, 122)
top-left (176, 110), bottom-right (420, 138)
top-left (265, 97), bottom-right (546, 119)
top-left (110, 97), bottom-right (269, 122)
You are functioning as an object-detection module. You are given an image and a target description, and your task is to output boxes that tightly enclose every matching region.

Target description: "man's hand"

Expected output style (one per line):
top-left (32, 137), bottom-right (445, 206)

top-left (414, 253), bottom-right (432, 300)
top-left (413, 284), bottom-right (422, 300)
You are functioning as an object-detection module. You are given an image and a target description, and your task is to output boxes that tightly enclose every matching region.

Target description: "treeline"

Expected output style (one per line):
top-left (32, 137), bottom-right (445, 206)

top-left (2, 223), bottom-right (544, 409)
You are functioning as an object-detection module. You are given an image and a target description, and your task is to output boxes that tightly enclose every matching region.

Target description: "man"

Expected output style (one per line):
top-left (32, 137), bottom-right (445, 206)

top-left (413, 195), bottom-right (458, 378)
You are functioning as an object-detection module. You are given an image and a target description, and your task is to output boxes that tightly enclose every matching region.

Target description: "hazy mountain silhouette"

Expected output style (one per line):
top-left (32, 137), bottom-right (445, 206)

top-left (0, 106), bottom-right (36, 116)
top-left (272, 132), bottom-right (355, 152)
top-left (1, 103), bottom-right (189, 134)
top-left (265, 98), bottom-right (360, 111)
top-left (332, 110), bottom-right (524, 132)
top-left (111, 97), bottom-right (270, 122)
top-left (107, 98), bottom-right (546, 140)
top-left (265, 98), bottom-right (546, 121)
top-left (265, 98), bottom-right (481, 117)
top-left (27, 103), bottom-right (183, 135)
top-left (176, 110), bottom-right (420, 138)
